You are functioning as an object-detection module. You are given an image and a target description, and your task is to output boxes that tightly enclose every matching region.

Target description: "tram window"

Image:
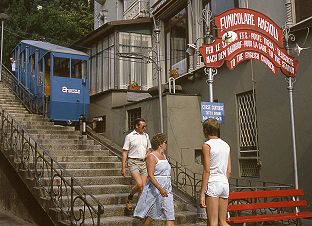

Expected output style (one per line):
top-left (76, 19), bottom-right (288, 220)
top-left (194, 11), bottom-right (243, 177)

top-left (72, 59), bottom-right (82, 79)
top-left (39, 60), bottom-right (43, 85)
top-left (30, 56), bottom-right (35, 75)
top-left (54, 57), bottom-right (70, 77)
top-left (44, 58), bottom-right (51, 96)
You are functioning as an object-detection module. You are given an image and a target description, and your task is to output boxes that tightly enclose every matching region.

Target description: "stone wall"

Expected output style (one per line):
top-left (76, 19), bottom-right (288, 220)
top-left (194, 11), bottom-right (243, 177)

top-left (0, 152), bottom-right (54, 226)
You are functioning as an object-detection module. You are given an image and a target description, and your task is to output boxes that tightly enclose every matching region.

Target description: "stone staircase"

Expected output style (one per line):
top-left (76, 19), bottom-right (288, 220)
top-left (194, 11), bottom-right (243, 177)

top-left (0, 82), bottom-right (205, 226)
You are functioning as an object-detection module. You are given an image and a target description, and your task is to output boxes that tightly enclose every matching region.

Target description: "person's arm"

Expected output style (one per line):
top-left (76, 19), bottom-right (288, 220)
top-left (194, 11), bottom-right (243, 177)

top-left (200, 143), bottom-right (211, 208)
top-left (226, 153), bottom-right (231, 179)
top-left (121, 150), bottom-right (128, 177)
top-left (146, 154), bottom-right (168, 197)
top-left (145, 148), bottom-right (151, 159)
top-left (145, 135), bottom-right (152, 159)
top-left (121, 135), bottom-right (130, 177)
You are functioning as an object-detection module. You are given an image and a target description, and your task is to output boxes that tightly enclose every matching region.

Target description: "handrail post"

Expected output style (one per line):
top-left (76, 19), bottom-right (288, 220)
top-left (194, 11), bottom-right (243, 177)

top-left (193, 172), bottom-right (196, 200)
top-left (0, 110), bottom-right (4, 149)
top-left (176, 160), bottom-right (179, 189)
top-left (70, 177), bottom-right (74, 224)
top-left (10, 118), bottom-right (13, 152)
top-left (97, 204), bottom-right (102, 226)
top-left (50, 159), bottom-right (53, 199)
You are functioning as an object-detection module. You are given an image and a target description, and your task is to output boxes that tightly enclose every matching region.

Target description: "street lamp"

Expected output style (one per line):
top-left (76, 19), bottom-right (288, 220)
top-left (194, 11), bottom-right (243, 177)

top-left (0, 13), bottom-right (9, 82)
top-left (153, 19), bottom-right (164, 133)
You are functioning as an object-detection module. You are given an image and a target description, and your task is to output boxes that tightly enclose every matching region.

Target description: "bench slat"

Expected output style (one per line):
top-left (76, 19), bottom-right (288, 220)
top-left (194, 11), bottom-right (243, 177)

top-left (228, 200), bottom-right (307, 211)
top-left (227, 211), bottom-right (312, 224)
top-left (229, 189), bottom-right (304, 200)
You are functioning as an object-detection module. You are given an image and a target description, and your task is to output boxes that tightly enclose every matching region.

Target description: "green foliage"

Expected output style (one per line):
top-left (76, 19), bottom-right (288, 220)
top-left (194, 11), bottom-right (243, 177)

top-left (2, 0), bottom-right (93, 67)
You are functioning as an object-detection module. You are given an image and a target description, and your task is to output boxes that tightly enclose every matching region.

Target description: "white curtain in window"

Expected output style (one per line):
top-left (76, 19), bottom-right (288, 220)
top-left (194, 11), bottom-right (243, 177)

top-left (118, 32), bottom-right (152, 90)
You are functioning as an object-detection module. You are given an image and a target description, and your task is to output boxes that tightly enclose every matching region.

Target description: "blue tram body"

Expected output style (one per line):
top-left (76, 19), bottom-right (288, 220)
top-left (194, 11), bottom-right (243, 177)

top-left (12, 40), bottom-right (89, 123)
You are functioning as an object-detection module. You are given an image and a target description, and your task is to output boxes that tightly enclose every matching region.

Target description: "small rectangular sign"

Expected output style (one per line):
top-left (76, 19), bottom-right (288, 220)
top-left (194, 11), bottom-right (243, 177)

top-left (201, 102), bottom-right (224, 123)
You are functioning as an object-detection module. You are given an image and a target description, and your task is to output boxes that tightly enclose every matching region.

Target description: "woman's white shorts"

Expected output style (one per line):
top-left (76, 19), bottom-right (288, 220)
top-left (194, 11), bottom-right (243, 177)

top-left (205, 181), bottom-right (229, 198)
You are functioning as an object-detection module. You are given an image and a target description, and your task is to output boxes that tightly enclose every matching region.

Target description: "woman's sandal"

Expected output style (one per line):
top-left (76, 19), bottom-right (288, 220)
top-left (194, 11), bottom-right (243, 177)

top-left (126, 198), bottom-right (133, 210)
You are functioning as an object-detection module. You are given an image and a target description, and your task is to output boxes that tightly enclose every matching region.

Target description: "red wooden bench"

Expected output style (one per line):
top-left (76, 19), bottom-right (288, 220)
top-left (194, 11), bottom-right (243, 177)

top-left (227, 189), bottom-right (312, 225)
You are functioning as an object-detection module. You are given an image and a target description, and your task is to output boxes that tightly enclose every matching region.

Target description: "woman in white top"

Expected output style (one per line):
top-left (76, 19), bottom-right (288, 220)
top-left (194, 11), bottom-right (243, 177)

top-left (199, 118), bottom-right (231, 226)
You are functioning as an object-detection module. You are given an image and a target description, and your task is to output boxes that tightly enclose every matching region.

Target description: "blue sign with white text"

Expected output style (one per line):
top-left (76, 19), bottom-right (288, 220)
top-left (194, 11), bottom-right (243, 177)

top-left (201, 102), bottom-right (224, 123)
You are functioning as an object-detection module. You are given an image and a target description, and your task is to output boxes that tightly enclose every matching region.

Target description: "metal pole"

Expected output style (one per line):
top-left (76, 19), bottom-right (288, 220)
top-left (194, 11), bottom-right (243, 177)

top-left (0, 20), bottom-right (4, 81)
top-left (283, 24), bottom-right (298, 189)
top-left (287, 77), bottom-right (299, 189)
top-left (205, 67), bottom-right (215, 102)
top-left (154, 23), bottom-right (164, 133)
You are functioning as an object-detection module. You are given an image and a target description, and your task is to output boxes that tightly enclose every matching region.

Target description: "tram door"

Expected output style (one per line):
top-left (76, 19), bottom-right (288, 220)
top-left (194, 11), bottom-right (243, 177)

top-left (48, 54), bottom-right (89, 122)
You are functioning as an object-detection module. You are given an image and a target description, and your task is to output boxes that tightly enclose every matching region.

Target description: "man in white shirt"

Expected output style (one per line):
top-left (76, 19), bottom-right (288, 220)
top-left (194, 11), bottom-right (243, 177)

top-left (121, 118), bottom-right (151, 210)
top-left (10, 57), bottom-right (16, 76)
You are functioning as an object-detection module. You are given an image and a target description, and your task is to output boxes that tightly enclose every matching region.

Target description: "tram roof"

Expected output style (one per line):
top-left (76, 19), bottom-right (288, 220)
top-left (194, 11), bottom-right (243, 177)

top-left (21, 40), bottom-right (89, 57)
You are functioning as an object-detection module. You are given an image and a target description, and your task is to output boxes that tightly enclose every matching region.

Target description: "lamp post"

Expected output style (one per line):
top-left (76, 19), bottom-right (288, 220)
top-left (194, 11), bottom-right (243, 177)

top-left (0, 13), bottom-right (9, 81)
top-left (283, 24), bottom-right (299, 190)
top-left (186, 8), bottom-right (219, 102)
top-left (153, 18), bottom-right (164, 133)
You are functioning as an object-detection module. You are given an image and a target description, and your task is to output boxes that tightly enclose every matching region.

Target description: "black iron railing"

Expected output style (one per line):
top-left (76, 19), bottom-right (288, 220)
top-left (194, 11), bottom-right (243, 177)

top-left (168, 155), bottom-right (293, 204)
top-left (86, 130), bottom-right (293, 206)
top-left (0, 108), bottom-right (104, 225)
top-left (1, 65), bottom-right (46, 116)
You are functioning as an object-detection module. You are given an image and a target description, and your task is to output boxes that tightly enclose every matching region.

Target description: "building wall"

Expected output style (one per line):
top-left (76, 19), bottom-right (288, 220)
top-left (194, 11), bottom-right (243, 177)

top-left (89, 91), bottom-right (128, 142)
top-left (166, 94), bottom-right (203, 173)
top-left (90, 0), bottom-right (312, 204)
top-left (178, 26), bottom-right (312, 203)
top-left (247, 0), bottom-right (287, 26)
top-left (95, 93), bottom-right (204, 166)
top-left (94, 0), bottom-right (124, 29)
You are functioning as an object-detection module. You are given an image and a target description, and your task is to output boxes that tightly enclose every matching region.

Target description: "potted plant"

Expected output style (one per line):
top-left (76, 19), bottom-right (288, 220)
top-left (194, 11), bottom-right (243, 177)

top-left (128, 81), bottom-right (141, 90)
top-left (169, 68), bottom-right (179, 79)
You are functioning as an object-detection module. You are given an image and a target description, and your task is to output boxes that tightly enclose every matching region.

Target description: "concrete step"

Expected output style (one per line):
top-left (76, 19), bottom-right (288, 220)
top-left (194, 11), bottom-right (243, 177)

top-left (8, 113), bottom-right (45, 119)
top-left (49, 149), bottom-right (109, 157)
top-left (55, 156), bottom-right (119, 162)
top-left (42, 143), bottom-right (102, 151)
top-left (27, 129), bottom-right (79, 135)
top-left (21, 121), bottom-right (54, 127)
top-left (41, 176), bottom-right (132, 187)
top-left (80, 209), bottom-right (199, 225)
top-left (48, 184), bottom-right (132, 195)
top-left (31, 133), bottom-right (83, 140)
top-left (15, 117), bottom-right (49, 123)
top-left (27, 125), bottom-right (75, 131)
top-left (0, 105), bottom-right (25, 109)
top-left (34, 168), bottom-right (122, 177)
top-left (39, 138), bottom-right (95, 145)
top-left (1, 108), bottom-right (28, 114)
top-left (59, 168), bottom-right (122, 177)
top-left (58, 161), bottom-right (121, 169)
top-left (0, 103), bottom-right (24, 108)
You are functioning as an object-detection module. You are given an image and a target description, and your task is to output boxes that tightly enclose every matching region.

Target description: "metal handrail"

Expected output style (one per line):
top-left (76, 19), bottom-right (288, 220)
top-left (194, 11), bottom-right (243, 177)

top-left (168, 155), bottom-right (293, 204)
top-left (1, 65), bottom-right (45, 116)
top-left (0, 106), bottom-right (104, 224)
top-left (85, 129), bottom-right (293, 206)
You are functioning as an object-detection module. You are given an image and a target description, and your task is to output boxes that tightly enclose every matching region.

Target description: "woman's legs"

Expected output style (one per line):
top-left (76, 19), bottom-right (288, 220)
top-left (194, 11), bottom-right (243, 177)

top-left (205, 196), bottom-right (219, 226)
top-left (166, 220), bottom-right (174, 226)
top-left (218, 197), bottom-right (230, 226)
top-left (142, 217), bottom-right (153, 226)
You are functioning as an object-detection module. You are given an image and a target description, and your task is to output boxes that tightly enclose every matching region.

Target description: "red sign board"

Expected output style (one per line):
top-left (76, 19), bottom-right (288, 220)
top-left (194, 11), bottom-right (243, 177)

top-left (215, 8), bottom-right (284, 48)
top-left (199, 8), bottom-right (298, 77)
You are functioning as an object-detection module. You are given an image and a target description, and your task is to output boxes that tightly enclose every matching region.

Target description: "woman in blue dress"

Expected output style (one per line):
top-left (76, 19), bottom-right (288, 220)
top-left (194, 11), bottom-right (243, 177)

top-left (134, 133), bottom-right (175, 226)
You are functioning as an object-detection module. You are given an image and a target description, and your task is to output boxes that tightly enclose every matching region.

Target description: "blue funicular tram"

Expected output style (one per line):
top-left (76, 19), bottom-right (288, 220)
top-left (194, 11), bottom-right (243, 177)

top-left (12, 40), bottom-right (89, 124)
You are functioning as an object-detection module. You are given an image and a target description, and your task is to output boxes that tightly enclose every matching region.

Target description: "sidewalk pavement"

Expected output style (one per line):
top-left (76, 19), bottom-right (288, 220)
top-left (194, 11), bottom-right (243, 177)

top-left (0, 209), bottom-right (32, 226)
